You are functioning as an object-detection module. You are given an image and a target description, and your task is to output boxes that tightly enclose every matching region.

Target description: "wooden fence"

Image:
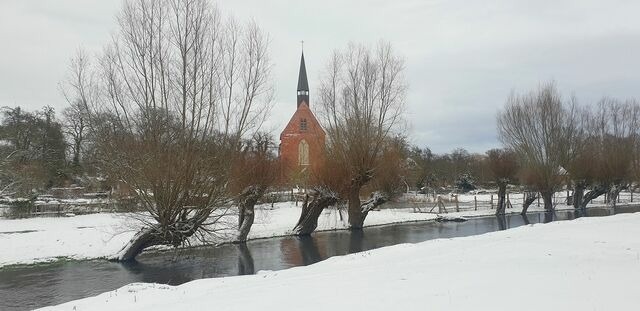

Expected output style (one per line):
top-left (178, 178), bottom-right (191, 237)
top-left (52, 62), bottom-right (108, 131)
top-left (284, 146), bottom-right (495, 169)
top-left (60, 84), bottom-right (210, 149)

top-left (384, 190), bottom-right (638, 214)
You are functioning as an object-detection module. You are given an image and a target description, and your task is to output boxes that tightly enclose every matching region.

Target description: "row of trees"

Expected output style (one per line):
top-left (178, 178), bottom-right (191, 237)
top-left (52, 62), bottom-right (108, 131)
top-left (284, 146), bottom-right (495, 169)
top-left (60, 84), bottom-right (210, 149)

top-left (407, 147), bottom-right (491, 192)
top-left (32, 0), bottom-right (637, 262)
top-left (49, 0), bottom-right (408, 261)
top-left (494, 82), bottom-right (640, 215)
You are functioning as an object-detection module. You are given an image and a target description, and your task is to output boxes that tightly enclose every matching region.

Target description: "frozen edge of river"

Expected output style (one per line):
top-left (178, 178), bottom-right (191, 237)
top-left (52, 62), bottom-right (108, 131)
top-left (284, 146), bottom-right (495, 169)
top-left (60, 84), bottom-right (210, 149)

top-left (0, 201), bottom-right (578, 268)
top-left (38, 211), bottom-right (640, 311)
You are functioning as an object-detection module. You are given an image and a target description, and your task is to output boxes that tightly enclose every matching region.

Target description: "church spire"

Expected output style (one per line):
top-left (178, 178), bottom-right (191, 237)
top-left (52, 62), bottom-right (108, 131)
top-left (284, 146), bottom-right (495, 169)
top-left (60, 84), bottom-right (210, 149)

top-left (297, 50), bottom-right (309, 108)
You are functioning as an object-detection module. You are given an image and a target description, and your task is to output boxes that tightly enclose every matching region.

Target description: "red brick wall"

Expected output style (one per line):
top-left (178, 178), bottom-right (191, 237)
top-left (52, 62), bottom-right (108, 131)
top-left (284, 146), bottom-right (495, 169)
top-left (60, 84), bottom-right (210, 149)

top-left (279, 102), bottom-right (325, 182)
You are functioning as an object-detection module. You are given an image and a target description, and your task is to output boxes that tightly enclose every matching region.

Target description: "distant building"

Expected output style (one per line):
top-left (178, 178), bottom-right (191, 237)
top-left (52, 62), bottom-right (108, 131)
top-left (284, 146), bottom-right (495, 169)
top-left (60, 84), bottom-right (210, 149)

top-left (279, 51), bottom-right (325, 184)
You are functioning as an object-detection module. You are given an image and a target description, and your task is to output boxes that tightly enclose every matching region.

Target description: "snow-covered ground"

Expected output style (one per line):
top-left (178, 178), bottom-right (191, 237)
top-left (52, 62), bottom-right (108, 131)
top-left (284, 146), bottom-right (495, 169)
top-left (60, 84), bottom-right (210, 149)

top-left (39, 212), bottom-right (640, 311)
top-left (0, 201), bottom-right (572, 268)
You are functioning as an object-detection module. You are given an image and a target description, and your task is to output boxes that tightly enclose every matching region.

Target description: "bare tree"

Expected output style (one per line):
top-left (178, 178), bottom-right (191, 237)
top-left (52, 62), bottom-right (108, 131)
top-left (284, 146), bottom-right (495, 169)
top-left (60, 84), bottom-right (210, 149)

top-left (60, 50), bottom-right (95, 171)
top-left (230, 133), bottom-right (279, 242)
top-left (498, 82), bottom-right (581, 211)
top-left (292, 135), bottom-right (408, 236)
top-left (577, 98), bottom-right (639, 207)
top-left (316, 41), bottom-right (406, 229)
top-left (62, 103), bottom-right (88, 170)
top-left (486, 148), bottom-right (518, 215)
top-left (78, 0), bottom-right (272, 261)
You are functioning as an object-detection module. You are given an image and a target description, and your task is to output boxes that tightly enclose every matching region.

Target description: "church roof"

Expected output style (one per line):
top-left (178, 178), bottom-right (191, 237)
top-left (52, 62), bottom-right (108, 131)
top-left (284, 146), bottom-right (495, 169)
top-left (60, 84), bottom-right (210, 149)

top-left (280, 101), bottom-right (325, 139)
top-left (297, 52), bottom-right (309, 92)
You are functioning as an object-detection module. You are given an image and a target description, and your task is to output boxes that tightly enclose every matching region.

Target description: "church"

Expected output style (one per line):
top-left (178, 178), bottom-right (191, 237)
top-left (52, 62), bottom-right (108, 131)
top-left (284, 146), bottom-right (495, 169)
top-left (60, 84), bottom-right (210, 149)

top-left (279, 52), bottom-right (326, 183)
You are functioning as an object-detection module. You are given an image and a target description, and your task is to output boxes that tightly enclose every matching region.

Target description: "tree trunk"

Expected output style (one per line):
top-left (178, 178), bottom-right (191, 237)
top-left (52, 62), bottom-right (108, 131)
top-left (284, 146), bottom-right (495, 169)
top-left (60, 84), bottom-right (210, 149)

top-left (347, 172), bottom-right (374, 230)
top-left (572, 181), bottom-right (586, 210)
top-left (348, 190), bottom-right (388, 229)
top-left (581, 184), bottom-right (609, 209)
top-left (348, 185), bottom-right (365, 229)
top-left (293, 188), bottom-right (338, 236)
top-left (607, 183), bottom-right (627, 206)
top-left (72, 138), bottom-right (81, 170)
top-left (111, 208), bottom-right (214, 261)
top-left (111, 227), bottom-right (163, 262)
top-left (521, 191), bottom-right (537, 215)
top-left (495, 182), bottom-right (507, 215)
top-left (236, 205), bottom-right (255, 243)
top-left (541, 190), bottom-right (553, 211)
top-left (235, 186), bottom-right (265, 243)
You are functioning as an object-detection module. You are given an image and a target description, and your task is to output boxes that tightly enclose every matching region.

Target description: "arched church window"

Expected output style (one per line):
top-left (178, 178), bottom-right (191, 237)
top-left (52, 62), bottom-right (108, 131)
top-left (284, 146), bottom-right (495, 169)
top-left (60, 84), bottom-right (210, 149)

top-left (298, 139), bottom-right (310, 166)
top-left (300, 118), bottom-right (308, 131)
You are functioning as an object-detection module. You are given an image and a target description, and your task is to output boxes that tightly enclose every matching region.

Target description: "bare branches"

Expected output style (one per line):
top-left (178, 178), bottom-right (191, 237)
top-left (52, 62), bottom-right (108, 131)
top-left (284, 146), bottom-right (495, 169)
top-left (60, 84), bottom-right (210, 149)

top-left (82, 0), bottom-right (273, 260)
top-left (498, 82), bottom-right (579, 210)
top-left (316, 41), bottom-right (406, 228)
top-left (498, 82), bottom-right (640, 210)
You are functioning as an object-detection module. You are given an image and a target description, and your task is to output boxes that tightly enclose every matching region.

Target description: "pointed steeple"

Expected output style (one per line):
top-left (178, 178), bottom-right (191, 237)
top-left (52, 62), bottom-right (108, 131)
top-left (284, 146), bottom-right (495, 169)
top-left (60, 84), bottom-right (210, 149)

top-left (297, 51), bottom-right (309, 108)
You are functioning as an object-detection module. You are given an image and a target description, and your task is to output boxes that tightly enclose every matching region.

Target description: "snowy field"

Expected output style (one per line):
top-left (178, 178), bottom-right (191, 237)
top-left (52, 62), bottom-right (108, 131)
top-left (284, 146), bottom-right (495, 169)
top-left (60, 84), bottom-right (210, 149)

top-left (0, 201), bottom-right (572, 268)
top-left (38, 212), bottom-right (640, 311)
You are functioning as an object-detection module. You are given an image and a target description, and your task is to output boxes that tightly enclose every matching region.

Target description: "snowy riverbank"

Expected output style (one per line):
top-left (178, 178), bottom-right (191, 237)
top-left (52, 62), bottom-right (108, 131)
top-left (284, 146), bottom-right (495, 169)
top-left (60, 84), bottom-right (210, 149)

top-left (39, 212), bottom-right (640, 311)
top-left (1, 201), bottom-right (571, 267)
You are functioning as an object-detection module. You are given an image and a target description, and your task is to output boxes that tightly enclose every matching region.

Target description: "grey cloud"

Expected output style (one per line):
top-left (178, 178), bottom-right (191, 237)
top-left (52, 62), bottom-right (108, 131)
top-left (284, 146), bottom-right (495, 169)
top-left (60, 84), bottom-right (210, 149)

top-left (1, 0), bottom-right (638, 154)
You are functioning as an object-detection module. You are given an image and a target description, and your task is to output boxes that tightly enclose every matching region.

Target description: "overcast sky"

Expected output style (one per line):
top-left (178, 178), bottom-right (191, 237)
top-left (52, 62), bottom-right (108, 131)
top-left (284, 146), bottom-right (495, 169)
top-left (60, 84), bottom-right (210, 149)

top-left (1, 0), bottom-right (639, 153)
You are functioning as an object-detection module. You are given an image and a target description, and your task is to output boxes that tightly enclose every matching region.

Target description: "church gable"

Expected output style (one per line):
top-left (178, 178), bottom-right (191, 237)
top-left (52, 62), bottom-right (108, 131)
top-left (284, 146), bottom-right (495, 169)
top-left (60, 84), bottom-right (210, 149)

top-left (280, 102), bottom-right (325, 140)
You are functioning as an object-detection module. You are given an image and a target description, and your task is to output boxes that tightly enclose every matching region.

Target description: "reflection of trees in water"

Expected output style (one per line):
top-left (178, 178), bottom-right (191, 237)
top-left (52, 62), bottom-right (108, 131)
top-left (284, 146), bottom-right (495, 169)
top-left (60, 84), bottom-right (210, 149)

top-left (349, 230), bottom-right (364, 253)
top-left (543, 211), bottom-right (554, 223)
top-left (120, 259), bottom-right (193, 285)
top-left (496, 215), bottom-right (507, 231)
top-left (236, 243), bottom-right (255, 275)
top-left (297, 236), bottom-right (323, 265)
top-left (585, 207), bottom-right (615, 217)
top-left (279, 235), bottom-right (325, 266)
top-left (521, 213), bottom-right (530, 225)
top-left (574, 208), bottom-right (588, 218)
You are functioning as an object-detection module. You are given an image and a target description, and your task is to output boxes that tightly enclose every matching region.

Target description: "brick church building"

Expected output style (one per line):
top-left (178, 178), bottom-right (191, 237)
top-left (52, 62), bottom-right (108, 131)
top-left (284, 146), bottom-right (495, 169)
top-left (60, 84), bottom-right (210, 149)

top-left (279, 52), bottom-right (325, 183)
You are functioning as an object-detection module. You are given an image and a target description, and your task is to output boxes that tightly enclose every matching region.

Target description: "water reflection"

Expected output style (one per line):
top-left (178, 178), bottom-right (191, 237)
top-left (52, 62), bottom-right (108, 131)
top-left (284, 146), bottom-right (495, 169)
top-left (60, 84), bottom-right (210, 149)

top-left (297, 236), bottom-right (323, 265)
top-left (496, 215), bottom-right (507, 230)
top-left (2, 206), bottom-right (639, 311)
top-left (349, 230), bottom-right (364, 253)
top-left (236, 244), bottom-right (255, 275)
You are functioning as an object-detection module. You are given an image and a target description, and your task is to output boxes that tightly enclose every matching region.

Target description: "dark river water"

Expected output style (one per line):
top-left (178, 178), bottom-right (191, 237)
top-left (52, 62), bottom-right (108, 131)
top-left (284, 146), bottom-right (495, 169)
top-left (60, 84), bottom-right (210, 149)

top-left (1, 206), bottom-right (638, 311)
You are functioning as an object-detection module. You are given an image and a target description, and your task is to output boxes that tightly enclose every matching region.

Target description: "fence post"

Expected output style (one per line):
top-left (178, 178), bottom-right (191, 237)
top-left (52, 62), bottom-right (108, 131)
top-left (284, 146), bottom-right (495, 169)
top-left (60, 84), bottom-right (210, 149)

top-left (474, 196), bottom-right (477, 211)
top-left (490, 194), bottom-right (494, 209)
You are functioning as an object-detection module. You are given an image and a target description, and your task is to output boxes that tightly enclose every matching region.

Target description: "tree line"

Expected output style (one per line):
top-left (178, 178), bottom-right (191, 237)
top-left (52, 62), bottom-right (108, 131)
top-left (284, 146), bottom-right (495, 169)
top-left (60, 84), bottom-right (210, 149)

top-left (495, 82), bottom-right (640, 215)
top-left (406, 83), bottom-right (640, 216)
top-left (28, 0), bottom-right (409, 261)
top-left (5, 0), bottom-right (637, 261)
